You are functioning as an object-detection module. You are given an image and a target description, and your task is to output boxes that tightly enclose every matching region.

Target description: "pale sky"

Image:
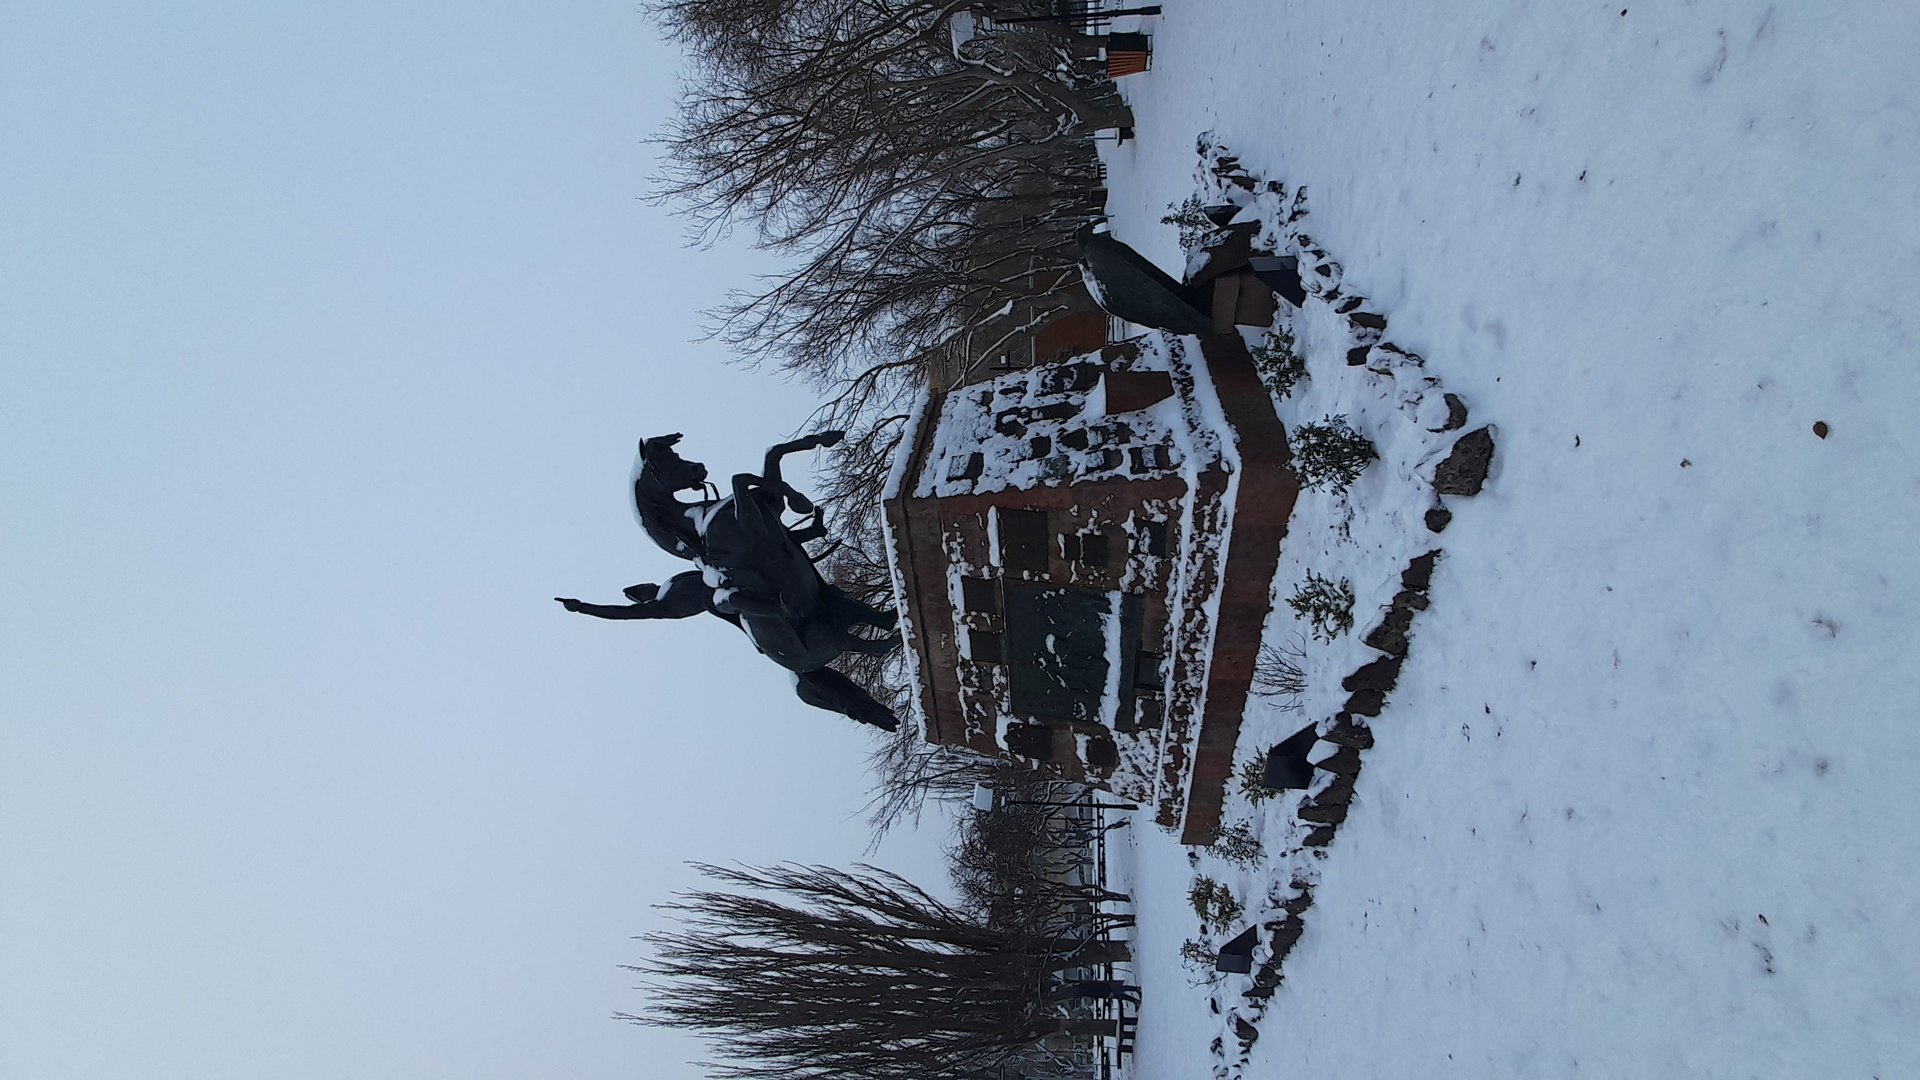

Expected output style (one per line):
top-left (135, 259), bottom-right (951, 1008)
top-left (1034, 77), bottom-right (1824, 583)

top-left (0, 3), bottom-right (947, 1077)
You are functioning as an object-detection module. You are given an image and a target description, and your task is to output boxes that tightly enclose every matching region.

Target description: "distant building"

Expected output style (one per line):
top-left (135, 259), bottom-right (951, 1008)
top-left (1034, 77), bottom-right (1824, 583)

top-left (884, 325), bottom-right (1300, 842)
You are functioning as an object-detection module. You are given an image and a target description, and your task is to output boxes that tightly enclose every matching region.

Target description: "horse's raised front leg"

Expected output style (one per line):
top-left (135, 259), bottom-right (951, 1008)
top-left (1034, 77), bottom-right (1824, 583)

top-left (759, 431), bottom-right (843, 515)
top-left (762, 430), bottom-right (845, 477)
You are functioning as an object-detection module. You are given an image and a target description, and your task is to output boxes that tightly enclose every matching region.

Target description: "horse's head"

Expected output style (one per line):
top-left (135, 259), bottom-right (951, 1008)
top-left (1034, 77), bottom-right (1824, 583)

top-left (630, 433), bottom-right (710, 560)
top-left (636, 433), bottom-right (708, 493)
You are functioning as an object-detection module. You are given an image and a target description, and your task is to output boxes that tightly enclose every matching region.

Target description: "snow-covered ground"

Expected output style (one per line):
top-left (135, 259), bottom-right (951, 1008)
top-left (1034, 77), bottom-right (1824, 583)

top-left (1098, 3), bottom-right (1920, 1076)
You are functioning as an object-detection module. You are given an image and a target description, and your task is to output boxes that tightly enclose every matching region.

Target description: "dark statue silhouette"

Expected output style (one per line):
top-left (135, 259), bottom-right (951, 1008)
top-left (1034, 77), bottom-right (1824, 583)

top-left (1075, 221), bottom-right (1306, 332)
top-left (1076, 222), bottom-right (1213, 334)
top-left (557, 431), bottom-right (903, 731)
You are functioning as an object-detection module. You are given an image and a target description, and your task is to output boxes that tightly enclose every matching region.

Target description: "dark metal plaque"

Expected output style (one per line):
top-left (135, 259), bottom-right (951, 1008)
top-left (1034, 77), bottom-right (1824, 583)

top-left (1005, 581), bottom-right (1113, 721)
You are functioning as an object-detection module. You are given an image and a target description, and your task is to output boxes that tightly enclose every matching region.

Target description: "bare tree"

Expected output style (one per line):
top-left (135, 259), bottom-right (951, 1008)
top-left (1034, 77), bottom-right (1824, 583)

top-left (631, 862), bottom-right (1128, 1080)
top-left (947, 773), bottom-right (1131, 939)
top-left (860, 728), bottom-right (1007, 844)
top-left (650, 0), bottom-right (1123, 396)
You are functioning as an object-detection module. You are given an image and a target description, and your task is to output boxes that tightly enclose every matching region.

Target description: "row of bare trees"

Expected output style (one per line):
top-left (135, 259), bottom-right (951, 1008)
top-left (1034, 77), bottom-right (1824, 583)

top-left (652, 0), bottom-right (1126, 520)
top-left (634, 5), bottom-right (1137, 1073)
top-left (948, 774), bottom-right (1131, 939)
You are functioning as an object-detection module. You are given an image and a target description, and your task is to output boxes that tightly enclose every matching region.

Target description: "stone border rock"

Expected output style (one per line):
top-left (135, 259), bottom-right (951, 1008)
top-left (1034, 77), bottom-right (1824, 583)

top-left (1241, 549), bottom-right (1435, 1000)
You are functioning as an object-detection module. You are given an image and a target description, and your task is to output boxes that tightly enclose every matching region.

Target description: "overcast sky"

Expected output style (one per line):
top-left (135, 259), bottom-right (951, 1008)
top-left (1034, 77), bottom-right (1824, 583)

top-left (0, 3), bottom-right (949, 1077)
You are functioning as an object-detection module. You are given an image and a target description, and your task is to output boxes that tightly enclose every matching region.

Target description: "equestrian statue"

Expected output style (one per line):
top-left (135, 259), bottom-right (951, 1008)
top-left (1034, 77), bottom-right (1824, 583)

top-left (556, 431), bottom-right (903, 730)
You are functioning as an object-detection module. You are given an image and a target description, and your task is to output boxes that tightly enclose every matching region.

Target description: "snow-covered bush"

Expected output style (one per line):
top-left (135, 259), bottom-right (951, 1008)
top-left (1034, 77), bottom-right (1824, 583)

top-left (1162, 194), bottom-right (1223, 251)
top-left (1290, 414), bottom-right (1377, 492)
top-left (1179, 938), bottom-right (1219, 971)
top-left (1238, 758), bottom-right (1282, 805)
top-left (1189, 877), bottom-right (1244, 930)
top-left (1208, 821), bottom-right (1264, 865)
top-left (1178, 938), bottom-right (1231, 985)
top-left (1251, 635), bottom-right (1307, 706)
top-left (1250, 327), bottom-right (1308, 398)
top-left (1288, 571), bottom-right (1355, 642)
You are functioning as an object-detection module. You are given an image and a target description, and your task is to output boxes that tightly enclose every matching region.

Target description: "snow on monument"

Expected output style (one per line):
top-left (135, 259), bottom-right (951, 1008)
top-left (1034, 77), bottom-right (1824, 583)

top-left (883, 295), bottom-right (1300, 843)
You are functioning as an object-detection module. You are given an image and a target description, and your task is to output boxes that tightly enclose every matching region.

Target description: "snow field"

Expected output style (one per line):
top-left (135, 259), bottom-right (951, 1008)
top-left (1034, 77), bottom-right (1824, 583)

top-left (1099, 3), bottom-right (1920, 1076)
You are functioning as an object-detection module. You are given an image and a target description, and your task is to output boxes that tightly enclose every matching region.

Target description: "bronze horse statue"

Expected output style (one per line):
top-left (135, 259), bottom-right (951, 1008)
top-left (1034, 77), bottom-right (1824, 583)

top-left (557, 431), bottom-right (902, 729)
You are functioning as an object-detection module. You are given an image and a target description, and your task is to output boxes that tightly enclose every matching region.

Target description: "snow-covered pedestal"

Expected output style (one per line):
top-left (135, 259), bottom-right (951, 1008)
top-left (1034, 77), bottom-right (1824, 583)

top-left (882, 330), bottom-right (1300, 841)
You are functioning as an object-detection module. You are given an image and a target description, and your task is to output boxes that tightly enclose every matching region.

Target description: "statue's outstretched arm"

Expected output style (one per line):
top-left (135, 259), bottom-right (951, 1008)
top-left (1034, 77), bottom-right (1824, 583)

top-left (555, 598), bottom-right (664, 620)
top-left (556, 572), bottom-right (713, 621)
